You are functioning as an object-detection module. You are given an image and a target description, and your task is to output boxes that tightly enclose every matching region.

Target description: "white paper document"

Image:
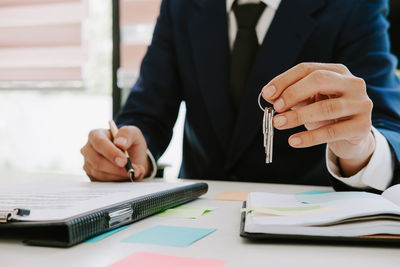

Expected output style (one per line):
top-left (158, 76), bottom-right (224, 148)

top-left (0, 180), bottom-right (193, 222)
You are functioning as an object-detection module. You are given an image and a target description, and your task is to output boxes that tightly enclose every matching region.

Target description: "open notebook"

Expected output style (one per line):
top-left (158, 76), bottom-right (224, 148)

top-left (241, 184), bottom-right (400, 244)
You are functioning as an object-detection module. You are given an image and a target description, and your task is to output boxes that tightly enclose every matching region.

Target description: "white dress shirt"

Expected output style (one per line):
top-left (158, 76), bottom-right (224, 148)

top-left (226, 0), bottom-right (394, 191)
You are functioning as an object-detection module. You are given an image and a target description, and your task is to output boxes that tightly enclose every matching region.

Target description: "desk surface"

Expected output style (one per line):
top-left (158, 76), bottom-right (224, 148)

top-left (0, 171), bottom-right (399, 267)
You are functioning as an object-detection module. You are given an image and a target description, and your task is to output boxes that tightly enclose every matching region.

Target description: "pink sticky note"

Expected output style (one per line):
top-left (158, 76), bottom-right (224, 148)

top-left (110, 251), bottom-right (227, 267)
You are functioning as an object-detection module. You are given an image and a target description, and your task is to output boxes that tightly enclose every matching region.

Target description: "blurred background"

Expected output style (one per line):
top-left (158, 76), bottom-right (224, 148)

top-left (0, 0), bottom-right (183, 179)
top-left (0, 0), bottom-right (398, 178)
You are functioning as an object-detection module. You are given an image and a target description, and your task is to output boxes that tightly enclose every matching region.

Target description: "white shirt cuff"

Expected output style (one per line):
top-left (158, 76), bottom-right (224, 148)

top-left (326, 126), bottom-right (394, 191)
top-left (145, 149), bottom-right (157, 179)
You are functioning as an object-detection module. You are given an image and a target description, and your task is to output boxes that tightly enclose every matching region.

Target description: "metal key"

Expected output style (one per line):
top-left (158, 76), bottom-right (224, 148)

top-left (258, 93), bottom-right (274, 163)
top-left (263, 107), bottom-right (274, 163)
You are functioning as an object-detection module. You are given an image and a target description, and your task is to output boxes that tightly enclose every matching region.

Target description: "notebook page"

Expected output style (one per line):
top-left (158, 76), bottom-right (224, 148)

top-left (246, 191), bottom-right (400, 227)
top-left (0, 180), bottom-right (193, 222)
top-left (382, 184), bottom-right (400, 207)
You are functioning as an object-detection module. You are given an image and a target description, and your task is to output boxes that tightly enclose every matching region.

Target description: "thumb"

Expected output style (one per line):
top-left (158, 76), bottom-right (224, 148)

top-left (113, 125), bottom-right (149, 178)
top-left (113, 125), bottom-right (145, 150)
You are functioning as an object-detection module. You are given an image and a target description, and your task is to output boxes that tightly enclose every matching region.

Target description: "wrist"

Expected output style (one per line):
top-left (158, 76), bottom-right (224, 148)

top-left (144, 156), bottom-right (153, 177)
top-left (338, 131), bottom-right (375, 177)
top-left (143, 149), bottom-right (157, 178)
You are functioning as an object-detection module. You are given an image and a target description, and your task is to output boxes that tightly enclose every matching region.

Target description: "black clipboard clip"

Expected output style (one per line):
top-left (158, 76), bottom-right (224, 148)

top-left (0, 208), bottom-right (30, 223)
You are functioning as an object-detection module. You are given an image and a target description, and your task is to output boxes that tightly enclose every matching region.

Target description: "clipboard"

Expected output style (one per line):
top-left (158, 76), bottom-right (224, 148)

top-left (239, 201), bottom-right (400, 246)
top-left (0, 182), bottom-right (208, 247)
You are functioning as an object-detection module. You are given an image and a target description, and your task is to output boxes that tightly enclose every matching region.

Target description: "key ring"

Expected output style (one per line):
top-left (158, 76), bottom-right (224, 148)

top-left (258, 92), bottom-right (266, 111)
top-left (258, 92), bottom-right (275, 114)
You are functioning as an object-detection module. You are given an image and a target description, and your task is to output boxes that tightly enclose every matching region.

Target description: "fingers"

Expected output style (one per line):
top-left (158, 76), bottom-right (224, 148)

top-left (134, 164), bottom-right (146, 181)
top-left (259, 62), bottom-right (373, 161)
top-left (114, 126), bottom-right (147, 153)
top-left (287, 116), bottom-right (371, 148)
top-left (88, 129), bottom-right (127, 168)
top-left (81, 142), bottom-right (128, 178)
top-left (268, 70), bottom-right (355, 113)
top-left (261, 63), bottom-right (350, 102)
top-left (83, 161), bottom-right (128, 182)
top-left (273, 98), bottom-right (361, 130)
top-left (81, 128), bottom-right (133, 182)
top-left (113, 126), bottom-right (149, 179)
top-left (81, 126), bottom-right (149, 182)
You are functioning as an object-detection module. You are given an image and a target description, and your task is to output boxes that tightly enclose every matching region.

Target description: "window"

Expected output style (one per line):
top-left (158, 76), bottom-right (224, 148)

top-left (117, 0), bottom-right (161, 100)
top-left (0, 0), bottom-right (113, 175)
top-left (0, 0), bottom-right (183, 178)
top-left (0, 0), bottom-right (86, 89)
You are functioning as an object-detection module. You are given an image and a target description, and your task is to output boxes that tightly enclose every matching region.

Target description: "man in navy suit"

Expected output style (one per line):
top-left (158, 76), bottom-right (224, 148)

top-left (81, 0), bottom-right (400, 192)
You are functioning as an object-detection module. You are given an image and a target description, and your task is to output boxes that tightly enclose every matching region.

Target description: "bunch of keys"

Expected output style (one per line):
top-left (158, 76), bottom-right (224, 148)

top-left (258, 93), bottom-right (275, 163)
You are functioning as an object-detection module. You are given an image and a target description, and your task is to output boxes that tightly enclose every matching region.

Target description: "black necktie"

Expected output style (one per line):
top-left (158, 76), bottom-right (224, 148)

top-left (230, 1), bottom-right (266, 113)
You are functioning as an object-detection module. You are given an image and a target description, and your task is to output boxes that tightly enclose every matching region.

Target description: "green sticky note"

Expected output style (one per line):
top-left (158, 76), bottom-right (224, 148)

top-left (156, 205), bottom-right (217, 219)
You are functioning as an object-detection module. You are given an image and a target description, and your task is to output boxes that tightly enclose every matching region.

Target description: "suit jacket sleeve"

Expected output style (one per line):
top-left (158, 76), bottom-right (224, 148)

top-left (328, 0), bottom-right (400, 191)
top-left (116, 0), bottom-right (182, 161)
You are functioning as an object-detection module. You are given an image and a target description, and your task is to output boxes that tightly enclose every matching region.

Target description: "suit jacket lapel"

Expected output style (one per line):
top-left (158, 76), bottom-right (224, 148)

top-left (226, 0), bottom-right (326, 169)
top-left (188, 0), bottom-right (235, 152)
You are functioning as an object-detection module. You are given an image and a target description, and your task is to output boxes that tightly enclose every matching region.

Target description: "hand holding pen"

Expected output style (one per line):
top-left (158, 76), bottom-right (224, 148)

top-left (109, 120), bottom-right (135, 181)
top-left (80, 121), bottom-right (150, 182)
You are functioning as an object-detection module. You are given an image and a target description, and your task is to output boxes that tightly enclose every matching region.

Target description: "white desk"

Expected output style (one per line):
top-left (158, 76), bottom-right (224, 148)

top-left (0, 171), bottom-right (399, 267)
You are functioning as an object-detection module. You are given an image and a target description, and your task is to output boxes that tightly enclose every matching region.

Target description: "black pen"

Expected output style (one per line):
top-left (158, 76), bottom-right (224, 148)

top-left (109, 120), bottom-right (135, 182)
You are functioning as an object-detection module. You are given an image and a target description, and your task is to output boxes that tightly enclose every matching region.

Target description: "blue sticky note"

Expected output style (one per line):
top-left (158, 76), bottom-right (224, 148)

top-left (86, 225), bottom-right (130, 243)
top-left (122, 225), bottom-right (216, 247)
top-left (296, 190), bottom-right (331, 195)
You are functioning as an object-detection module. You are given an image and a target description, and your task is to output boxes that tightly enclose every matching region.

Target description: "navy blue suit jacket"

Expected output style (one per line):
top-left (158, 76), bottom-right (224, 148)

top-left (117, 0), bottom-right (400, 190)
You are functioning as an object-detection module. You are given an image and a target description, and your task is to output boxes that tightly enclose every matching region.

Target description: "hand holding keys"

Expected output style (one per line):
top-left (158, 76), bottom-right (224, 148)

top-left (258, 93), bottom-right (275, 163)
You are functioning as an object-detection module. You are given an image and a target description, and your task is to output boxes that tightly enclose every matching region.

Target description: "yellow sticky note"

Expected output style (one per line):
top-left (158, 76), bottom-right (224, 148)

top-left (156, 205), bottom-right (217, 219)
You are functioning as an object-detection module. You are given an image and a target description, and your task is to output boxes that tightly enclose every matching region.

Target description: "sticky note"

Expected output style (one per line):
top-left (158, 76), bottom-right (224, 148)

top-left (214, 190), bottom-right (251, 201)
top-left (296, 190), bottom-right (331, 195)
top-left (156, 205), bottom-right (217, 219)
top-left (109, 251), bottom-right (227, 267)
top-left (86, 225), bottom-right (130, 243)
top-left (122, 225), bottom-right (216, 247)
